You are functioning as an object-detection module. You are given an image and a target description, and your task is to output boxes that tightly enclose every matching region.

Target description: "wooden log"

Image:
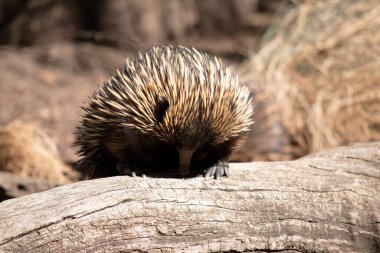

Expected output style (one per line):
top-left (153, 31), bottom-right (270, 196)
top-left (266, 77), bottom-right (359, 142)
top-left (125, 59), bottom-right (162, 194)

top-left (0, 142), bottom-right (379, 252)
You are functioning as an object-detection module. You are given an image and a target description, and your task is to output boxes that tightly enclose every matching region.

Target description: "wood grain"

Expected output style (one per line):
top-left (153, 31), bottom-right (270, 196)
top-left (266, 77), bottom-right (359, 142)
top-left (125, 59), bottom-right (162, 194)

top-left (0, 142), bottom-right (379, 252)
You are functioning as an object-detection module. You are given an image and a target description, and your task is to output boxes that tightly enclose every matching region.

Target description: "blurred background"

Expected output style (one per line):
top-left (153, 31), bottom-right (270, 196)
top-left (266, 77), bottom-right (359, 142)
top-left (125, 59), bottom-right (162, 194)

top-left (0, 0), bottom-right (379, 197)
top-left (0, 0), bottom-right (290, 161)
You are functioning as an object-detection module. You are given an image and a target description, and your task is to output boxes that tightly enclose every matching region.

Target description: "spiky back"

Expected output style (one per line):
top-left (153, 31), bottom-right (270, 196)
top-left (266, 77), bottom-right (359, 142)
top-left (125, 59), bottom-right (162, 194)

top-left (77, 46), bottom-right (253, 158)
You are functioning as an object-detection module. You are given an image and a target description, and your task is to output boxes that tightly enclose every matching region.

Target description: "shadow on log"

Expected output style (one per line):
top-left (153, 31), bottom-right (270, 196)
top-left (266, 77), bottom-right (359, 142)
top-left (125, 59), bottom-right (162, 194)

top-left (0, 142), bottom-right (379, 252)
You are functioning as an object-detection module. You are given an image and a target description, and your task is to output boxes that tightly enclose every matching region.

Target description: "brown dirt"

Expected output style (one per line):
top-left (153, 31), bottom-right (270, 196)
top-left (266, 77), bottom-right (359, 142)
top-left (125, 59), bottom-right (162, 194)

top-left (0, 43), bottom-right (126, 161)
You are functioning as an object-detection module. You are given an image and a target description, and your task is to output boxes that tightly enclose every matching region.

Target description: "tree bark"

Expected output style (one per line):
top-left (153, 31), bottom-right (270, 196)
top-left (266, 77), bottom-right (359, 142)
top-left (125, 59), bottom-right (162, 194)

top-left (0, 142), bottom-right (379, 253)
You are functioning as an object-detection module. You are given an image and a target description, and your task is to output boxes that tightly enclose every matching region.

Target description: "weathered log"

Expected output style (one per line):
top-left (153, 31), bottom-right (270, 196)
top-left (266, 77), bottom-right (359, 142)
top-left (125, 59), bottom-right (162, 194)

top-left (0, 142), bottom-right (379, 252)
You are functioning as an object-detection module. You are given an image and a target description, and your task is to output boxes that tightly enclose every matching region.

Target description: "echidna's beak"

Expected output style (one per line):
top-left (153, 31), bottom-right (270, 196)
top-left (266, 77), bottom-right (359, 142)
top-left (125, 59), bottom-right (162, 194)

top-left (178, 148), bottom-right (194, 176)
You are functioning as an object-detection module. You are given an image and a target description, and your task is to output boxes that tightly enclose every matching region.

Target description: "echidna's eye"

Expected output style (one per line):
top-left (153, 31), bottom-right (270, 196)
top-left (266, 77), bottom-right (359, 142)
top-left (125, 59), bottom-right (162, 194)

top-left (154, 98), bottom-right (169, 123)
top-left (195, 151), bottom-right (207, 161)
top-left (191, 147), bottom-right (208, 165)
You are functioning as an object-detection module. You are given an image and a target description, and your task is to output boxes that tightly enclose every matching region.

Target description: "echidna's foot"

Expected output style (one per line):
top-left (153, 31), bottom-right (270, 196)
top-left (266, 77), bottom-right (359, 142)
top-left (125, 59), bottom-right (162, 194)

top-left (204, 160), bottom-right (229, 179)
top-left (116, 159), bottom-right (148, 177)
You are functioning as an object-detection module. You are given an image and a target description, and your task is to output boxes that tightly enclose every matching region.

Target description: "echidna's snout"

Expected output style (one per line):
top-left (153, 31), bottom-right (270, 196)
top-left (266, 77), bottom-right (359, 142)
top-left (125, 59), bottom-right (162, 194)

top-left (178, 148), bottom-right (195, 176)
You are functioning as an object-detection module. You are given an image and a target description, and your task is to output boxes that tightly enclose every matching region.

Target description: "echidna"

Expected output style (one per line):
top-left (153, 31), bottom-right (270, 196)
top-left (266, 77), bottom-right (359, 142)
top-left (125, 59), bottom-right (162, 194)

top-left (75, 45), bottom-right (253, 179)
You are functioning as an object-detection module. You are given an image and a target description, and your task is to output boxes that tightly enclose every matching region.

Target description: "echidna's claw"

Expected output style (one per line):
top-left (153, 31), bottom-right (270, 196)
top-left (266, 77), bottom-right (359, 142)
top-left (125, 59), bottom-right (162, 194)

top-left (204, 160), bottom-right (229, 179)
top-left (117, 159), bottom-right (147, 177)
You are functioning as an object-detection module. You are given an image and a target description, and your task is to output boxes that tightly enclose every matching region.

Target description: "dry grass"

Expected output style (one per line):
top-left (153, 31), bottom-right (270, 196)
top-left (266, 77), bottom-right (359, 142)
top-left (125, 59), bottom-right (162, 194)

top-left (0, 120), bottom-right (79, 184)
top-left (243, 0), bottom-right (380, 155)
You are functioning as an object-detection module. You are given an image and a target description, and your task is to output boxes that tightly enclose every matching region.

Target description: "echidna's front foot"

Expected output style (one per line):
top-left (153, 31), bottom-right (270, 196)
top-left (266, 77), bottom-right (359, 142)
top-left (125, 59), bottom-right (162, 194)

top-left (117, 159), bottom-right (147, 177)
top-left (204, 160), bottom-right (229, 179)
